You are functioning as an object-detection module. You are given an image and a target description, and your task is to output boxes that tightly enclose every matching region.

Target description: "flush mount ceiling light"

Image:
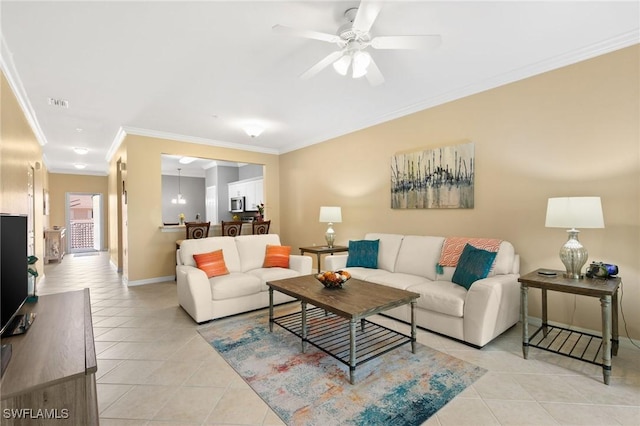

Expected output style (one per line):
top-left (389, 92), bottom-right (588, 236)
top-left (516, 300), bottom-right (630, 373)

top-left (74, 163), bottom-right (86, 169)
top-left (179, 156), bottom-right (197, 164)
top-left (73, 147), bottom-right (89, 155)
top-left (244, 124), bottom-right (265, 138)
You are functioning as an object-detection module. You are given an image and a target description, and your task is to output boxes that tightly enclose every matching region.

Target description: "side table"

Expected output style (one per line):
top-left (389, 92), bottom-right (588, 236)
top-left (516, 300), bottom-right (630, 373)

top-left (299, 245), bottom-right (349, 274)
top-left (519, 269), bottom-right (621, 384)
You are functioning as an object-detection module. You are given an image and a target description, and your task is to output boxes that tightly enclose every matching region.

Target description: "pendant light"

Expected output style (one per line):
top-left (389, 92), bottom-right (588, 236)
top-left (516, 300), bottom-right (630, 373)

top-left (171, 168), bottom-right (187, 204)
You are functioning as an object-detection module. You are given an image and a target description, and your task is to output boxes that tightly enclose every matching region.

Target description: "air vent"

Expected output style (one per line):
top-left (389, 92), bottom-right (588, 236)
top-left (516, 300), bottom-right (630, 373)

top-left (47, 97), bottom-right (69, 108)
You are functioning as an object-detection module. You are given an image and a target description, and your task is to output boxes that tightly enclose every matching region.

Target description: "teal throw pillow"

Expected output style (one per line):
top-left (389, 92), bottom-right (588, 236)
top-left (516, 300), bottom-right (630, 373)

top-left (346, 239), bottom-right (380, 269)
top-left (451, 243), bottom-right (498, 290)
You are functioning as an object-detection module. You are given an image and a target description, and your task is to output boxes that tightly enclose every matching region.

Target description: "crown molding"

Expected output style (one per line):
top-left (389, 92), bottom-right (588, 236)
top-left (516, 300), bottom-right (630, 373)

top-left (106, 126), bottom-right (279, 163)
top-left (279, 30), bottom-right (640, 155)
top-left (0, 35), bottom-right (48, 149)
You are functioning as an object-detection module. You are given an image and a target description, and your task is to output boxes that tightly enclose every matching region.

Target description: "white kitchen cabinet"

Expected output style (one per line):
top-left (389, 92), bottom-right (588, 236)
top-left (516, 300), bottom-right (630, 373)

top-left (228, 178), bottom-right (264, 211)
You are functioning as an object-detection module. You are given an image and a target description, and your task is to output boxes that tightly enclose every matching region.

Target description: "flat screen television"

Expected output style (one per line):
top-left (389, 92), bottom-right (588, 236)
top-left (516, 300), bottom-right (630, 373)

top-left (0, 214), bottom-right (32, 337)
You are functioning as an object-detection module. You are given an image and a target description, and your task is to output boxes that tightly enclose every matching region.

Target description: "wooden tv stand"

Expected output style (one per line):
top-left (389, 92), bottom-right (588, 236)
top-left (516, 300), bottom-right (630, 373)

top-left (0, 289), bottom-right (98, 425)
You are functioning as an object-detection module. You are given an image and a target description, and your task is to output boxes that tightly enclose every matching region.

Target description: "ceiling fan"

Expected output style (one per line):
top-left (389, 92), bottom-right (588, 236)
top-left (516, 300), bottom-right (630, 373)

top-left (273, 0), bottom-right (442, 86)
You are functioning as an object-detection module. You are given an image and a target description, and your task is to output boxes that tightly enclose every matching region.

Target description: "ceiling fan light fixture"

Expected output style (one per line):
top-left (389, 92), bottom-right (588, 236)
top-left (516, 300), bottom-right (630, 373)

top-left (332, 54), bottom-right (352, 76)
top-left (352, 50), bottom-right (371, 79)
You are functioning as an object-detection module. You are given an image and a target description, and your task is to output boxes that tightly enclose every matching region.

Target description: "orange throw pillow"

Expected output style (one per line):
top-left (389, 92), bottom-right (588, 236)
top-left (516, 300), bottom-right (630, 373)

top-left (193, 250), bottom-right (229, 278)
top-left (263, 245), bottom-right (291, 268)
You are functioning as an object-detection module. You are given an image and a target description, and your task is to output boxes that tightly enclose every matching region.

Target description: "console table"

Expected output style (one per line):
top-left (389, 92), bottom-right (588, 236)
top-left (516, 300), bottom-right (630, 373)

top-left (44, 227), bottom-right (66, 263)
top-left (519, 269), bottom-right (620, 385)
top-left (0, 289), bottom-right (99, 424)
top-left (299, 245), bottom-right (348, 274)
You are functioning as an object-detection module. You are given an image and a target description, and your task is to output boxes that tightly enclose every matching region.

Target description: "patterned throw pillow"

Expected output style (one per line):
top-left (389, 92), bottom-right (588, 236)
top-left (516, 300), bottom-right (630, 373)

top-left (263, 245), bottom-right (291, 268)
top-left (193, 250), bottom-right (229, 278)
top-left (346, 239), bottom-right (380, 269)
top-left (451, 244), bottom-right (498, 290)
top-left (438, 237), bottom-right (502, 267)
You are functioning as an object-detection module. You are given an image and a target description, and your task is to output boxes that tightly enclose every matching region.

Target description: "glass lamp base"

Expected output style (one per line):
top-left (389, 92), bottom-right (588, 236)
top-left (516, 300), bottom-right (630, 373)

top-left (559, 229), bottom-right (588, 280)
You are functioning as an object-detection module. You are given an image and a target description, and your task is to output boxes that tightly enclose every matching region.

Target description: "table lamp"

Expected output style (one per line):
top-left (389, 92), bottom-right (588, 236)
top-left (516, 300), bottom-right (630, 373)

top-left (319, 206), bottom-right (342, 248)
top-left (545, 197), bottom-right (604, 279)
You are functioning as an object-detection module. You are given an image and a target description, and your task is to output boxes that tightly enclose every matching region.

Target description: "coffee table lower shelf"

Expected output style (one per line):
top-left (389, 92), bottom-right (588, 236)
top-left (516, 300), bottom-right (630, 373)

top-left (272, 307), bottom-right (413, 379)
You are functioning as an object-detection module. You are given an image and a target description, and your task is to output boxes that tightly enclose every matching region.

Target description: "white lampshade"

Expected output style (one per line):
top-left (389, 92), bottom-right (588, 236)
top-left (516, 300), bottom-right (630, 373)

top-left (319, 206), bottom-right (342, 223)
top-left (545, 197), bottom-right (604, 229)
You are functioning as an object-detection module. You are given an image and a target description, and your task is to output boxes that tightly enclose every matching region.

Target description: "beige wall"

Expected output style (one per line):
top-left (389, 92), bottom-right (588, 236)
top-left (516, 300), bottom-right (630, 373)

top-left (109, 134), bottom-right (280, 283)
top-left (47, 173), bottom-right (109, 250)
top-left (1, 71), bottom-right (48, 282)
top-left (279, 46), bottom-right (640, 339)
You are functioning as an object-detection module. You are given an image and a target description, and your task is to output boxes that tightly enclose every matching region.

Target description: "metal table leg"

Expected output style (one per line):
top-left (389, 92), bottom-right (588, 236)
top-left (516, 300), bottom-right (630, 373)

top-left (301, 301), bottom-right (307, 353)
top-left (268, 287), bottom-right (273, 332)
top-left (612, 289), bottom-right (619, 356)
top-left (349, 319), bottom-right (356, 385)
top-left (600, 295), bottom-right (612, 385)
top-left (411, 300), bottom-right (416, 353)
top-left (521, 285), bottom-right (529, 359)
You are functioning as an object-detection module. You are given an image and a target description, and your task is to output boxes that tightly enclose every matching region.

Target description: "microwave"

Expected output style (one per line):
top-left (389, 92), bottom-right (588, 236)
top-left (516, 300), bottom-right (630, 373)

top-left (230, 196), bottom-right (245, 213)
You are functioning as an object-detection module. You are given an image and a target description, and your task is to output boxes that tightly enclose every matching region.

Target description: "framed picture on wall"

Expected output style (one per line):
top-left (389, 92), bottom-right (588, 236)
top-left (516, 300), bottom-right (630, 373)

top-left (391, 141), bottom-right (475, 209)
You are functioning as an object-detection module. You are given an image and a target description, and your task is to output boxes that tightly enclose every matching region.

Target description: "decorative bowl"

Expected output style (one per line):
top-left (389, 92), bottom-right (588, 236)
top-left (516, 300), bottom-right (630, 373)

top-left (315, 270), bottom-right (351, 289)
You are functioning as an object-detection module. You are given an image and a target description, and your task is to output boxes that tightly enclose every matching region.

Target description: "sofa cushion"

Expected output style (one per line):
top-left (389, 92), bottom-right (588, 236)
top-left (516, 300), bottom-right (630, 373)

top-left (235, 234), bottom-right (282, 272)
top-left (193, 250), bottom-right (229, 278)
top-left (263, 245), bottom-right (291, 268)
top-left (452, 244), bottom-right (498, 289)
top-left (346, 239), bottom-right (380, 268)
top-left (408, 281), bottom-right (468, 317)
top-left (248, 267), bottom-right (302, 291)
top-left (341, 267), bottom-right (391, 282)
top-left (209, 273), bottom-right (262, 300)
top-left (367, 272), bottom-right (431, 291)
top-left (180, 237), bottom-right (242, 272)
top-left (491, 241), bottom-right (516, 276)
top-left (394, 235), bottom-right (445, 281)
top-left (364, 233), bottom-right (404, 272)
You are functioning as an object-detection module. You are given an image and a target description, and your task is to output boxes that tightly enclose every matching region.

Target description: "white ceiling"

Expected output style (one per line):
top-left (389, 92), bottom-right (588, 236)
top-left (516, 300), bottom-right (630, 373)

top-left (2, 1), bottom-right (638, 176)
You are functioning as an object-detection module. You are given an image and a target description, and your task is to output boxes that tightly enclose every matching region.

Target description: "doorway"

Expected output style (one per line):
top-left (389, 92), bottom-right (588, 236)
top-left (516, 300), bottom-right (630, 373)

top-left (66, 192), bottom-right (103, 253)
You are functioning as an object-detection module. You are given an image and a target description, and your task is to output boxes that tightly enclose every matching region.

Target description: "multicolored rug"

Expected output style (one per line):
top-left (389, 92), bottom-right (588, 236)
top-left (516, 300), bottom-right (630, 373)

top-left (198, 310), bottom-right (486, 426)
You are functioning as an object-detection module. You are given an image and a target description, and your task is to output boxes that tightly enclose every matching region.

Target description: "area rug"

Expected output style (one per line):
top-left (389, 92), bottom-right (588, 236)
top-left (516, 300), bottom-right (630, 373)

top-left (198, 311), bottom-right (486, 426)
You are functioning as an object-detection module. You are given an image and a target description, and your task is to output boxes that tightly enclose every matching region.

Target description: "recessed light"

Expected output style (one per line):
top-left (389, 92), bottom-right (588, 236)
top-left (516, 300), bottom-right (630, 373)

top-left (179, 156), bottom-right (197, 164)
top-left (74, 163), bottom-right (86, 169)
top-left (73, 147), bottom-right (89, 155)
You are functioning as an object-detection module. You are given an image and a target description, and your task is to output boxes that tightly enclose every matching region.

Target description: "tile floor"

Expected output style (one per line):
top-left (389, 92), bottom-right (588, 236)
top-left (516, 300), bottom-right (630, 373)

top-left (38, 252), bottom-right (640, 425)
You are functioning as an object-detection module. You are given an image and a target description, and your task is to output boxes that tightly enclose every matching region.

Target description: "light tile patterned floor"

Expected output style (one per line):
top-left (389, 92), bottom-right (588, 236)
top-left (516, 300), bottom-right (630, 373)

top-left (39, 252), bottom-right (640, 425)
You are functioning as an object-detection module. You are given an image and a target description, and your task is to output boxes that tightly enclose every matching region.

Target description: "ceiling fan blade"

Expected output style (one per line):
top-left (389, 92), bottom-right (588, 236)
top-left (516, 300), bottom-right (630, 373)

top-left (352, 0), bottom-right (382, 34)
top-left (365, 57), bottom-right (385, 86)
top-left (371, 35), bottom-right (442, 50)
top-left (272, 24), bottom-right (340, 44)
top-left (300, 51), bottom-right (344, 80)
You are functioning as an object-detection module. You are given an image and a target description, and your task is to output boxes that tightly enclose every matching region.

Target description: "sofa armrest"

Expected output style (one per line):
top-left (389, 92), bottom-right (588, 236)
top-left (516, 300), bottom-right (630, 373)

top-left (324, 254), bottom-right (348, 271)
top-left (463, 273), bottom-right (521, 347)
top-left (176, 265), bottom-right (213, 323)
top-left (288, 255), bottom-right (312, 275)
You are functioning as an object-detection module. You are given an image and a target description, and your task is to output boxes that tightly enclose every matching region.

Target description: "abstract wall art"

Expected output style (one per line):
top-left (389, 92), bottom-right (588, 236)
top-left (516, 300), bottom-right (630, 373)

top-left (391, 141), bottom-right (474, 209)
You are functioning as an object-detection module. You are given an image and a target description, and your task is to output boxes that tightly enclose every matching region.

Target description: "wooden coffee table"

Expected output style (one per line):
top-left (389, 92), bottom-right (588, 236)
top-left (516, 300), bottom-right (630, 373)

top-left (267, 275), bottom-right (419, 384)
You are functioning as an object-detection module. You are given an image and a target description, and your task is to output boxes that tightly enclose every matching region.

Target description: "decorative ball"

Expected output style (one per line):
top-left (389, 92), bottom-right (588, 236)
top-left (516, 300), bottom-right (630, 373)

top-left (315, 270), bottom-right (351, 289)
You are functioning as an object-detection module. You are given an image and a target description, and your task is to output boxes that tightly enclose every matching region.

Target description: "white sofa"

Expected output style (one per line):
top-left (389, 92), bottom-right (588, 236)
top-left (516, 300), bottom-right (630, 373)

top-left (176, 234), bottom-right (312, 323)
top-left (325, 233), bottom-right (520, 347)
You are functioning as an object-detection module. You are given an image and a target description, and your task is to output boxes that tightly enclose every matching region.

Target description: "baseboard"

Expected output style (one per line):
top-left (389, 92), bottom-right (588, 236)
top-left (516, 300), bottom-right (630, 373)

top-left (125, 275), bottom-right (175, 287)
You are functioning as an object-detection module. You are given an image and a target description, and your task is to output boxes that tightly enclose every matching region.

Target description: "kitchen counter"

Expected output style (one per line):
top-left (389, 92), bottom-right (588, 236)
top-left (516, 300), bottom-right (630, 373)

top-left (160, 223), bottom-right (253, 236)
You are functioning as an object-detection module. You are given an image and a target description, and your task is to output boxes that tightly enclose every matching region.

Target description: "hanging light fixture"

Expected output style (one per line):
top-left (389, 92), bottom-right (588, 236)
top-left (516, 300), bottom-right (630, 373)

top-left (171, 168), bottom-right (187, 205)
